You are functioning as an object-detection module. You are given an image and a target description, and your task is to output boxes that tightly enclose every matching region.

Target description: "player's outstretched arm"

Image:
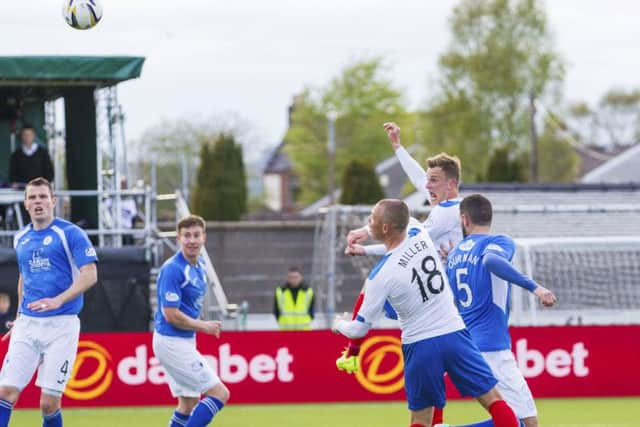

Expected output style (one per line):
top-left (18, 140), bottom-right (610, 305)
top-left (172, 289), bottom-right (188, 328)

top-left (332, 312), bottom-right (370, 339)
top-left (344, 244), bottom-right (366, 256)
top-left (483, 253), bottom-right (538, 292)
top-left (383, 122), bottom-right (403, 150)
top-left (383, 122), bottom-right (430, 197)
top-left (486, 252), bottom-right (557, 306)
top-left (534, 285), bottom-right (557, 307)
top-left (347, 226), bottom-right (370, 246)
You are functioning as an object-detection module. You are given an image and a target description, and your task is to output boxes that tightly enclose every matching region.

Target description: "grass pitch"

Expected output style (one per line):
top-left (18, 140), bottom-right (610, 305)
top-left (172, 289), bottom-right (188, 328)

top-left (9, 397), bottom-right (640, 426)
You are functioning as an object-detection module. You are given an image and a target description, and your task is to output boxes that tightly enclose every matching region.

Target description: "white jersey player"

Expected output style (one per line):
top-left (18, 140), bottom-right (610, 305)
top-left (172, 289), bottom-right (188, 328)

top-left (346, 122), bottom-right (462, 259)
top-left (338, 123), bottom-right (463, 423)
top-left (334, 199), bottom-right (520, 427)
top-left (0, 178), bottom-right (98, 427)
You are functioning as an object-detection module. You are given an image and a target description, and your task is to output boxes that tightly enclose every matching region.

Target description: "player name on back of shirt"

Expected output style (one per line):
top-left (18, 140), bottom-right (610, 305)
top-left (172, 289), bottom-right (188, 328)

top-left (398, 239), bottom-right (431, 268)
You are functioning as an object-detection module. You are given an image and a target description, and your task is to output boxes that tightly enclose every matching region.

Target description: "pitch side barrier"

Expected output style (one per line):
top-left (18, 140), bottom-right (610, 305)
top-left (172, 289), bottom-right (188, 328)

top-left (1, 327), bottom-right (638, 408)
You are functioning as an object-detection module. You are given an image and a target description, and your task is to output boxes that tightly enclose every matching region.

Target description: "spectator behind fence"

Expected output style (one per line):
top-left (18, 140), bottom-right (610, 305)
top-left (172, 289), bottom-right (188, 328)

top-left (273, 266), bottom-right (315, 330)
top-left (9, 124), bottom-right (54, 188)
top-left (106, 178), bottom-right (142, 245)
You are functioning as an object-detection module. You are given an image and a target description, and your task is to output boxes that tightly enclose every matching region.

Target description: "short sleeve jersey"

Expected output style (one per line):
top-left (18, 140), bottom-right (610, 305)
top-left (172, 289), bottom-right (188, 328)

top-left (358, 224), bottom-right (465, 344)
top-left (446, 234), bottom-right (516, 351)
top-left (13, 218), bottom-right (98, 316)
top-left (154, 251), bottom-right (208, 338)
top-left (423, 199), bottom-right (463, 250)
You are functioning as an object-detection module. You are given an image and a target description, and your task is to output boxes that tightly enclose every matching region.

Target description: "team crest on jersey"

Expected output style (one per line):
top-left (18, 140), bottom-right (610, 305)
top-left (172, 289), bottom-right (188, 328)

top-left (85, 247), bottom-right (96, 257)
top-left (165, 292), bottom-right (180, 302)
top-left (459, 239), bottom-right (475, 251)
top-left (43, 235), bottom-right (53, 246)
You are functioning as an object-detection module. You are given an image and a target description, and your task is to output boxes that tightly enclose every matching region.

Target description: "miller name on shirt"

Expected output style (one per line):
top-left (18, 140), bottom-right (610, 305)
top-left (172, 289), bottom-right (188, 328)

top-left (398, 239), bottom-right (430, 268)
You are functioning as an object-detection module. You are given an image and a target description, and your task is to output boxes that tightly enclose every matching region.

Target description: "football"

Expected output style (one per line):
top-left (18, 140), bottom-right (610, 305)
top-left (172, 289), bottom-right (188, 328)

top-left (62, 0), bottom-right (103, 30)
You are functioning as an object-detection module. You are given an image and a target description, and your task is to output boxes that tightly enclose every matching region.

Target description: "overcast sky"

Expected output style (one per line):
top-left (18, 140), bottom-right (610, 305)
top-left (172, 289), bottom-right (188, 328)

top-left (1, 0), bottom-right (638, 159)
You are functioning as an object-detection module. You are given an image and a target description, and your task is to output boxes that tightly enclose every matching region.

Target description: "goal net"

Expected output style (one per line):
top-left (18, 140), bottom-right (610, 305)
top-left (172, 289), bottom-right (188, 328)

top-left (310, 205), bottom-right (640, 326)
top-left (511, 236), bottom-right (640, 325)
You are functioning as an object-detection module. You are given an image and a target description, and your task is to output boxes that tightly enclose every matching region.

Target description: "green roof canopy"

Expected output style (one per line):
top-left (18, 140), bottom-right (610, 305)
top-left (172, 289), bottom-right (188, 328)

top-left (0, 56), bottom-right (145, 86)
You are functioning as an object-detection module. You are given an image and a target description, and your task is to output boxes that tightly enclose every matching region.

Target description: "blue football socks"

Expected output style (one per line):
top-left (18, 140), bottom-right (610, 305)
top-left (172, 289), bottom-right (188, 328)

top-left (0, 399), bottom-right (12, 427)
top-left (185, 396), bottom-right (224, 427)
top-left (170, 410), bottom-right (190, 427)
top-left (43, 408), bottom-right (62, 427)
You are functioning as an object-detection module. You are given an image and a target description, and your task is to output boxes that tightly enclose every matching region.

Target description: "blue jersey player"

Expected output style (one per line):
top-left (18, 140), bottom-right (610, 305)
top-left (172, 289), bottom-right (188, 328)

top-left (334, 199), bottom-right (520, 427)
top-left (0, 177), bottom-right (98, 427)
top-left (152, 215), bottom-right (229, 427)
top-left (446, 194), bottom-right (556, 427)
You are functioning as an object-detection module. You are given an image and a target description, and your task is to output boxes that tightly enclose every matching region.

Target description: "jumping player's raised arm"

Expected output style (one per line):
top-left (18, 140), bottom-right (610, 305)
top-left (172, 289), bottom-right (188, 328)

top-left (384, 122), bottom-right (430, 198)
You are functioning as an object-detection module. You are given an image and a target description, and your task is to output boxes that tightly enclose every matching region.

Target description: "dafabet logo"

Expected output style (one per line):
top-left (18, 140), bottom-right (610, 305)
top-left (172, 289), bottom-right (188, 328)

top-left (355, 335), bottom-right (404, 394)
top-left (64, 340), bottom-right (114, 400)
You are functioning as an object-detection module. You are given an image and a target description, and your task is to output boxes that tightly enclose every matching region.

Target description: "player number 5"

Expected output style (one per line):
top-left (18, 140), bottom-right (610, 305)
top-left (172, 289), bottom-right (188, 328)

top-left (455, 268), bottom-right (473, 308)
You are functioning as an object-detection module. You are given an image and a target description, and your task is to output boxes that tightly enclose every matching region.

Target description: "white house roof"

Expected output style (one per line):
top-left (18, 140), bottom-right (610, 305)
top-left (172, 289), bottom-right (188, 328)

top-left (581, 144), bottom-right (640, 183)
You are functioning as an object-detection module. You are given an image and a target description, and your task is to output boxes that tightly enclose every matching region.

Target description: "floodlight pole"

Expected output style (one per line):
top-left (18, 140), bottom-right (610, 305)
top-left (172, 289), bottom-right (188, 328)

top-left (327, 110), bottom-right (338, 205)
top-left (326, 110), bottom-right (338, 325)
top-left (529, 92), bottom-right (539, 183)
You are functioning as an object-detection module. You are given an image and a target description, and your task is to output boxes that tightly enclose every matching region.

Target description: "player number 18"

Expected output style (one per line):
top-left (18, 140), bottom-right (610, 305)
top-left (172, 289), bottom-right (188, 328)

top-left (411, 255), bottom-right (444, 302)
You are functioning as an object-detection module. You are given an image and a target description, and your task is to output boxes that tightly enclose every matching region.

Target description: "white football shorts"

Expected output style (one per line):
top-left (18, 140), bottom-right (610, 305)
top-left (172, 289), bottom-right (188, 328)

top-left (152, 332), bottom-right (219, 398)
top-left (482, 349), bottom-right (537, 419)
top-left (0, 315), bottom-right (80, 396)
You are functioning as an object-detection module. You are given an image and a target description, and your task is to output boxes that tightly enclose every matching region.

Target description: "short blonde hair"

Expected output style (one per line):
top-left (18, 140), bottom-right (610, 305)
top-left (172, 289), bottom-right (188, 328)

top-left (426, 153), bottom-right (461, 182)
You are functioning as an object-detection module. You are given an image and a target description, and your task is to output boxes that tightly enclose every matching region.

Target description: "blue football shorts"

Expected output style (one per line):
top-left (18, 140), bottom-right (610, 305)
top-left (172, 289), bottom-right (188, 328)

top-left (402, 328), bottom-right (498, 411)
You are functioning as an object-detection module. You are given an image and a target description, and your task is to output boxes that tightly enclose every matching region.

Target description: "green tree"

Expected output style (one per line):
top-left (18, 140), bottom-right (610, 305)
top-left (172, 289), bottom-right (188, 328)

top-left (284, 58), bottom-right (409, 204)
top-left (486, 145), bottom-right (527, 182)
top-left (597, 89), bottom-right (640, 146)
top-left (192, 134), bottom-right (247, 221)
top-left (339, 160), bottom-right (385, 205)
top-left (567, 89), bottom-right (640, 147)
top-left (425, 0), bottom-right (565, 182)
top-left (537, 124), bottom-right (580, 182)
top-left (191, 143), bottom-right (212, 217)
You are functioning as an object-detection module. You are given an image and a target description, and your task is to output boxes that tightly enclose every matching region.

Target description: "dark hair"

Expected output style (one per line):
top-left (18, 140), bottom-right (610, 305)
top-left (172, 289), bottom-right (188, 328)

top-left (288, 266), bottom-right (302, 274)
top-left (25, 177), bottom-right (54, 198)
top-left (20, 123), bottom-right (35, 134)
top-left (378, 199), bottom-right (409, 233)
top-left (177, 215), bottom-right (206, 233)
top-left (426, 152), bottom-right (462, 183)
top-left (460, 194), bottom-right (492, 226)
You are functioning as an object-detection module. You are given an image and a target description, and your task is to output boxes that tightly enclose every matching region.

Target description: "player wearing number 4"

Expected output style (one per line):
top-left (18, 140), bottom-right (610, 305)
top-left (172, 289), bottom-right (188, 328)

top-left (0, 177), bottom-right (99, 427)
top-left (445, 194), bottom-right (557, 427)
top-left (153, 215), bottom-right (230, 427)
top-left (333, 199), bottom-right (520, 427)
